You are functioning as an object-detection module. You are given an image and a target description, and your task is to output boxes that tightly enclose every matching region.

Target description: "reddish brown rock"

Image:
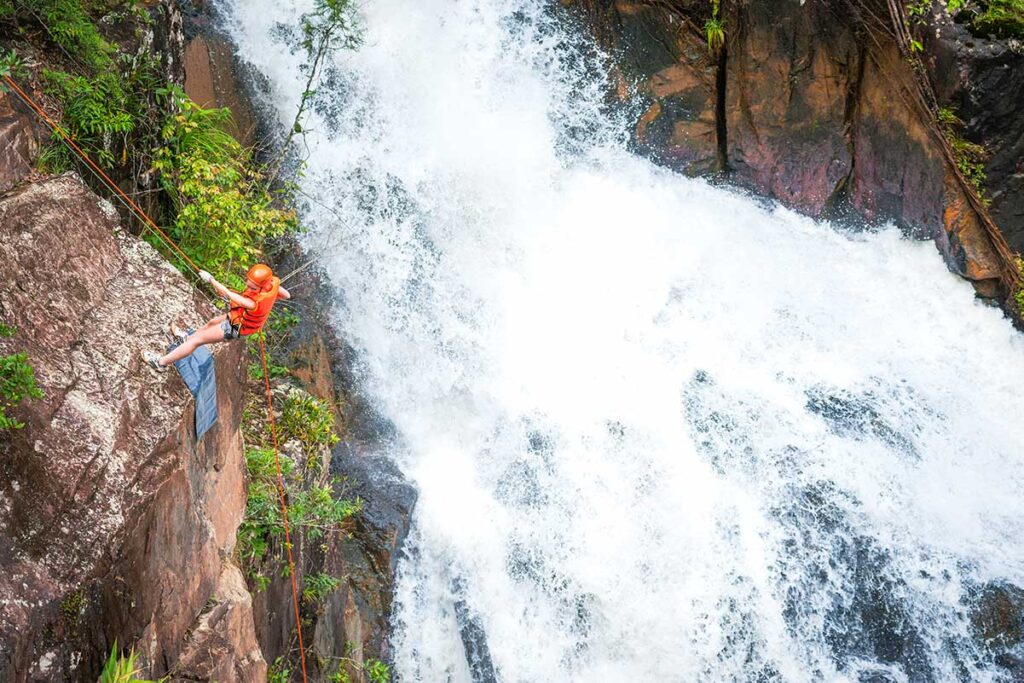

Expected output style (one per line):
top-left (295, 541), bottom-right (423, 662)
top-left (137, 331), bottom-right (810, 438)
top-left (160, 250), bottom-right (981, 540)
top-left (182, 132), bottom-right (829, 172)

top-left (578, 0), bottom-right (1017, 297)
top-left (725, 1), bottom-right (859, 215)
top-left (168, 564), bottom-right (268, 682)
top-left (183, 35), bottom-right (259, 146)
top-left (0, 92), bottom-right (38, 195)
top-left (0, 174), bottom-right (263, 681)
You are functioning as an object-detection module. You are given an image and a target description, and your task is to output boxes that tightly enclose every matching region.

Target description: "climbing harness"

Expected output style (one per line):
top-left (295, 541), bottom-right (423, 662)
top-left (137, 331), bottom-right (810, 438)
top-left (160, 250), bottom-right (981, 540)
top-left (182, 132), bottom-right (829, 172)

top-left (1, 74), bottom-right (311, 683)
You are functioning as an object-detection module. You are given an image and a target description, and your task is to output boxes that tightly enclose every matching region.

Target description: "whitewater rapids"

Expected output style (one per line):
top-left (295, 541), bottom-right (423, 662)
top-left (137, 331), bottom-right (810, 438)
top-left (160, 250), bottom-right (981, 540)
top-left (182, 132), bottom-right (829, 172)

top-left (223, 0), bottom-right (1024, 680)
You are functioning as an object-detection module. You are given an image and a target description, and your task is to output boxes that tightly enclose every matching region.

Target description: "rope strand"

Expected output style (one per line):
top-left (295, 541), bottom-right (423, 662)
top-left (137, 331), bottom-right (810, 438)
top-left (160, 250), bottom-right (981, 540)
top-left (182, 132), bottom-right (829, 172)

top-left (259, 331), bottom-right (310, 682)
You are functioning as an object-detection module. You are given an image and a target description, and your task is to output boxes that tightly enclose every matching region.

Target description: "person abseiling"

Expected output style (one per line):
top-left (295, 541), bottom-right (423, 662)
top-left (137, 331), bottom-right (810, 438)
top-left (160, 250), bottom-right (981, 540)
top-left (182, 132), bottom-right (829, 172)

top-left (143, 263), bottom-right (291, 372)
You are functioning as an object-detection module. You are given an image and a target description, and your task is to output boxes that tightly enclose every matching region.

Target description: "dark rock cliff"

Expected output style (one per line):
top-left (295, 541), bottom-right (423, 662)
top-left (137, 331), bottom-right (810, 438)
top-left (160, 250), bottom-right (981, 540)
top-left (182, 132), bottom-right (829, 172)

top-left (577, 0), bottom-right (1022, 302)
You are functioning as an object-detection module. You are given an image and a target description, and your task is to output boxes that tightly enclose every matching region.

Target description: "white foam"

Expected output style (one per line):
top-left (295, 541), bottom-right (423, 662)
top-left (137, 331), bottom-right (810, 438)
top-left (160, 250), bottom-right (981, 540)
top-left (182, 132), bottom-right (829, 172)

top-left (222, 0), bottom-right (1024, 679)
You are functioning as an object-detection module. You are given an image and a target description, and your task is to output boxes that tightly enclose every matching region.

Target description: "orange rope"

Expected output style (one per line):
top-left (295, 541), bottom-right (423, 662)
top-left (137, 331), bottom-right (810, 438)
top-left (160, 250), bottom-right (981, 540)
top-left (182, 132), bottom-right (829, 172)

top-left (259, 331), bottom-right (310, 683)
top-left (2, 74), bottom-right (310, 683)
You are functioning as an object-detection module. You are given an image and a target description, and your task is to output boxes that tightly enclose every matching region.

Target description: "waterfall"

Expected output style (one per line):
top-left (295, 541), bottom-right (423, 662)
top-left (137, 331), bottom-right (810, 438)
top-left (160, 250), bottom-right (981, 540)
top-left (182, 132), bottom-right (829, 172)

top-left (222, 0), bottom-right (1024, 680)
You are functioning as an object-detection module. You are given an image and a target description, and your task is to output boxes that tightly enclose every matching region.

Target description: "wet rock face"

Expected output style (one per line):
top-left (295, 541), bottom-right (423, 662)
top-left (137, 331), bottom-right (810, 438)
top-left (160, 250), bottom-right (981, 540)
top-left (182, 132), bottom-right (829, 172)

top-left (0, 174), bottom-right (263, 681)
top-left (972, 582), bottom-right (1024, 676)
top-left (927, 13), bottom-right (1024, 254)
top-left (588, 0), bottom-right (1013, 293)
top-left (724, 0), bottom-right (860, 216)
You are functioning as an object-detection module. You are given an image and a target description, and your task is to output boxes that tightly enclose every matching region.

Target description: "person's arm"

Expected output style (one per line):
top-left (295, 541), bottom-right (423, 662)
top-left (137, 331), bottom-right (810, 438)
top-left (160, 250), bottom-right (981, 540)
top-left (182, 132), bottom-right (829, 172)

top-left (277, 284), bottom-right (291, 300)
top-left (200, 271), bottom-right (255, 309)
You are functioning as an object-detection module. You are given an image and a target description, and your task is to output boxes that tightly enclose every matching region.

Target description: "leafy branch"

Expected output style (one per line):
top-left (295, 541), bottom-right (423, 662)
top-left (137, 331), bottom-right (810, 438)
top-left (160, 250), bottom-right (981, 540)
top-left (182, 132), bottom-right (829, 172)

top-left (267, 0), bottom-right (362, 182)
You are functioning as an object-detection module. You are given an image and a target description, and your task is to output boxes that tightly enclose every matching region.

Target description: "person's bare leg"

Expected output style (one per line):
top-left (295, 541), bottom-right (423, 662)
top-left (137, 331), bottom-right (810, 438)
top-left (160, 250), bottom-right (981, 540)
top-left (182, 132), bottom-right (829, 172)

top-left (159, 323), bottom-right (226, 366)
top-left (194, 314), bottom-right (227, 334)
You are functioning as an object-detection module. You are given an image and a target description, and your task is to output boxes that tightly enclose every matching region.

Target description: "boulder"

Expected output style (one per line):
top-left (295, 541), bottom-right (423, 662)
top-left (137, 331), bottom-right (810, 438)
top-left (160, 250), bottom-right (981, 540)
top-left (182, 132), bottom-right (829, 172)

top-left (0, 174), bottom-right (263, 681)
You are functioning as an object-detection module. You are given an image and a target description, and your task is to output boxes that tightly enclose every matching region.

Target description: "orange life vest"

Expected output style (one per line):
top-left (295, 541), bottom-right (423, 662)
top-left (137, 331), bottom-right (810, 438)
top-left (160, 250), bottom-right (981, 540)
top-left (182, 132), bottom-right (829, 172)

top-left (229, 276), bottom-right (281, 336)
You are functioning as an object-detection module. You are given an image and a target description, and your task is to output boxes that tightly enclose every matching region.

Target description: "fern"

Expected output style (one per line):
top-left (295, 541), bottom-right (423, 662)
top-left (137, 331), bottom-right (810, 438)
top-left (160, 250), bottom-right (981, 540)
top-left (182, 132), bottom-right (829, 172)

top-left (42, 69), bottom-right (134, 167)
top-left (21, 0), bottom-right (116, 71)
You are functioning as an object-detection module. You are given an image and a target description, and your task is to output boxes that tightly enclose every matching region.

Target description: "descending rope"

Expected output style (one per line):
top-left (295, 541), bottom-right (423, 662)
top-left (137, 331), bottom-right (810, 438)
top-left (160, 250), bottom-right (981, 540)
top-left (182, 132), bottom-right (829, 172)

top-left (2, 74), bottom-right (310, 683)
top-left (259, 331), bottom-right (310, 683)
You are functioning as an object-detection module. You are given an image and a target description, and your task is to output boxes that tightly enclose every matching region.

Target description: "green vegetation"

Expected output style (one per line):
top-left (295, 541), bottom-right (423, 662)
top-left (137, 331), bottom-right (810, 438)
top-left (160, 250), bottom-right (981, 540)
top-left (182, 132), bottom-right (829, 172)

top-left (99, 642), bottom-right (153, 683)
top-left (41, 69), bottom-right (135, 168)
top-left (6, 0), bottom-right (116, 71)
top-left (365, 659), bottom-right (392, 683)
top-left (152, 86), bottom-right (298, 283)
top-left (971, 0), bottom-right (1024, 37)
top-left (1015, 258), bottom-right (1024, 316)
top-left (327, 657), bottom-right (391, 683)
top-left (704, 0), bottom-right (725, 53)
top-left (0, 325), bottom-right (43, 431)
top-left (282, 391), bottom-right (340, 452)
top-left (248, 357), bottom-right (290, 382)
top-left (0, 1), bottom-right (162, 174)
top-left (237, 442), bottom-right (361, 582)
top-left (268, 657), bottom-right (291, 683)
top-left (271, 0), bottom-right (362, 177)
top-left (302, 572), bottom-right (341, 603)
top-left (937, 105), bottom-right (988, 196)
top-left (944, 0), bottom-right (1024, 39)
top-left (0, 48), bottom-right (21, 82)
top-left (59, 588), bottom-right (86, 626)
top-left (908, 0), bottom-right (933, 22)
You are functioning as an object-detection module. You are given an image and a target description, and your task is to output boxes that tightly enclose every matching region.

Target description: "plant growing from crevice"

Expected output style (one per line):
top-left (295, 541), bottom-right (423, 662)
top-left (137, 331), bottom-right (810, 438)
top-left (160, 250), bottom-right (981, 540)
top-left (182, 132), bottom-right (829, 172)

top-left (326, 656), bottom-right (392, 683)
top-left (302, 572), bottom-right (341, 603)
top-left (908, 0), bottom-right (933, 23)
top-left (0, 48), bottom-right (22, 83)
top-left (281, 391), bottom-right (340, 452)
top-left (705, 0), bottom-right (725, 53)
top-left (936, 105), bottom-right (989, 197)
top-left (99, 642), bottom-right (154, 683)
top-left (0, 324), bottom-right (44, 431)
top-left (237, 441), bottom-right (361, 582)
top-left (1015, 258), bottom-right (1024, 316)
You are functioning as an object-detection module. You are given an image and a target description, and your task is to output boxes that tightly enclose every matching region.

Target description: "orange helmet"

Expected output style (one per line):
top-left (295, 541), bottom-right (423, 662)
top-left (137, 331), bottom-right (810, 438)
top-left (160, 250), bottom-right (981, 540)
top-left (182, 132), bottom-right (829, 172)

top-left (247, 264), bottom-right (274, 287)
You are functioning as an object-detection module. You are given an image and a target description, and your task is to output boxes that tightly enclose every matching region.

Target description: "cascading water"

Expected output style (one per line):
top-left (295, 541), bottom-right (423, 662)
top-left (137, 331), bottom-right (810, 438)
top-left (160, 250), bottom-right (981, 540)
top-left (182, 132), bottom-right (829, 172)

top-left (221, 0), bottom-right (1024, 680)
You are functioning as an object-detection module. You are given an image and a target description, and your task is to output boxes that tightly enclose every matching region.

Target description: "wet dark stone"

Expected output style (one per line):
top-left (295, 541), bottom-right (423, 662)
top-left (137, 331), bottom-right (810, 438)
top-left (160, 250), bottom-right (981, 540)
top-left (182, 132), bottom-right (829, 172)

top-left (805, 386), bottom-right (920, 459)
top-left (451, 577), bottom-right (498, 683)
top-left (971, 583), bottom-right (1024, 649)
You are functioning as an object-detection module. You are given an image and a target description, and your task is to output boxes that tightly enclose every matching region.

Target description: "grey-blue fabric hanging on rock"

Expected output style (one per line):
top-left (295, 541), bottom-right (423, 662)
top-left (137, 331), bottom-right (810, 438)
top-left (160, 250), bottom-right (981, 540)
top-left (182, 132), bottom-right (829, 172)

top-left (169, 333), bottom-right (218, 440)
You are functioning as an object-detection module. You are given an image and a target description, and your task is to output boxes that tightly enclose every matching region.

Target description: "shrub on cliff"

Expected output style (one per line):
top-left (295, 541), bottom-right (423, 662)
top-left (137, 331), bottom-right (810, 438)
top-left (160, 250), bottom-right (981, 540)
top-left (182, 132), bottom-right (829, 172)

top-left (152, 86), bottom-right (298, 284)
top-left (0, 324), bottom-right (43, 431)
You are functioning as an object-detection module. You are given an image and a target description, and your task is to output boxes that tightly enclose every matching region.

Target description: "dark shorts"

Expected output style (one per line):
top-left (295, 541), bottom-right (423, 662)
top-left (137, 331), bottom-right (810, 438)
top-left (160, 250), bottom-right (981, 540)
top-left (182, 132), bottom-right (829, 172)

top-left (220, 317), bottom-right (241, 340)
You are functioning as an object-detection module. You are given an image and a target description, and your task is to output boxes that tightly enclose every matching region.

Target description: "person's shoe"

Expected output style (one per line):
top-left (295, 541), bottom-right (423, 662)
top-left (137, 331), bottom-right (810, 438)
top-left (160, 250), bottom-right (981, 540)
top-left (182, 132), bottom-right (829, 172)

top-left (169, 324), bottom-right (190, 345)
top-left (142, 350), bottom-right (169, 373)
